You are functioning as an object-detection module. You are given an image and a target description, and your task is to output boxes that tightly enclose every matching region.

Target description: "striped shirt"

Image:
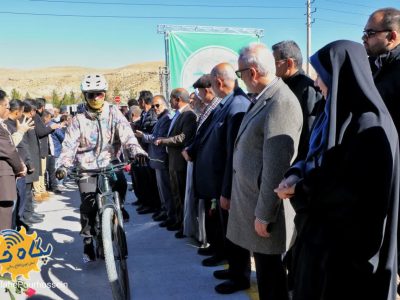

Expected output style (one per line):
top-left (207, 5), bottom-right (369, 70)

top-left (197, 97), bottom-right (222, 130)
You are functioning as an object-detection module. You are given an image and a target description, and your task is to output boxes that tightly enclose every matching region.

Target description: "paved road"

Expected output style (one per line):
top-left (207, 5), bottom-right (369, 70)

top-left (0, 178), bottom-right (258, 300)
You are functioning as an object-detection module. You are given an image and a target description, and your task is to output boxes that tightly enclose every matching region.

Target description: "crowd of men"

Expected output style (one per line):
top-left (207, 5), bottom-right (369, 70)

top-left (0, 6), bottom-right (399, 300)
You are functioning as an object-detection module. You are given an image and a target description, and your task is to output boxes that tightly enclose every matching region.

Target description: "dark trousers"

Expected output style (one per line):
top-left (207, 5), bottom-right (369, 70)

top-left (14, 177), bottom-right (27, 228)
top-left (78, 170), bottom-right (127, 239)
top-left (202, 198), bottom-right (224, 256)
top-left (0, 200), bottom-right (14, 230)
top-left (253, 252), bottom-right (289, 300)
top-left (169, 169), bottom-right (187, 225)
top-left (16, 176), bottom-right (27, 218)
top-left (226, 239), bottom-right (251, 284)
top-left (23, 182), bottom-right (34, 220)
top-left (131, 164), bottom-right (160, 209)
top-left (155, 168), bottom-right (174, 220)
top-left (46, 155), bottom-right (57, 190)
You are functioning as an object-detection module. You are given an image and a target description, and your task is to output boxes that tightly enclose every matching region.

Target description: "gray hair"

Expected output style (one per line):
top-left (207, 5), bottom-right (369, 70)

top-left (171, 88), bottom-right (190, 103)
top-left (211, 64), bottom-right (236, 81)
top-left (372, 8), bottom-right (400, 31)
top-left (272, 40), bottom-right (303, 69)
top-left (128, 105), bottom-right (142, 122)
top-left (239, 43), bottom-right (276, 78)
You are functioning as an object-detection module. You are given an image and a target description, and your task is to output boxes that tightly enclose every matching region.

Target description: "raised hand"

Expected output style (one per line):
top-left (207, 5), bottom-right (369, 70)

top-left (16, 116), bottom-right (35, 133)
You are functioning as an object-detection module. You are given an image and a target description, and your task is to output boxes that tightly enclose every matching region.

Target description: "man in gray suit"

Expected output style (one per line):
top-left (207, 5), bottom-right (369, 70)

top-left (227, 44), bottom-right (303, 300)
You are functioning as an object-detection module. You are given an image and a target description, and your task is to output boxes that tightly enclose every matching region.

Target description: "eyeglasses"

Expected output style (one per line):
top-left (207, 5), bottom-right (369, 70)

top-left (235, 68), bottom-right (251, 79)
top-left (86, 92), bottom-right (105, 100)
top-left (363, 29), bottom-right (392, 38)
top-left (151, 104), bottom-right (161, 109)
top-left (275, 59), bottom-right (287, 65)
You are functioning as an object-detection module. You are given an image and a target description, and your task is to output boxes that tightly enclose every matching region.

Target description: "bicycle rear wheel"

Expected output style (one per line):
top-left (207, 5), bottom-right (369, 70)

top-left (102, 207), bottom-right (130, 300)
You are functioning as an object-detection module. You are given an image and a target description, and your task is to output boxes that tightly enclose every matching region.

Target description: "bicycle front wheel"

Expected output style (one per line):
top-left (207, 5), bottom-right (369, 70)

top-left (102, 207), bottom-right (131, 300)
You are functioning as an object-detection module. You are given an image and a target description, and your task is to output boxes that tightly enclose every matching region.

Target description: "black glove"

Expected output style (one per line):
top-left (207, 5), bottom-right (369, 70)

top-left (55, 167), bottom-right (68, 180)
top-left (132, 154), bottom-right (148, 167)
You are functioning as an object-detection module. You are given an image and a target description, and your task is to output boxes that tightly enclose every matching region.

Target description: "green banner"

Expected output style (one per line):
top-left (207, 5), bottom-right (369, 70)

top-left (168, 32), bottom-right (259, 91)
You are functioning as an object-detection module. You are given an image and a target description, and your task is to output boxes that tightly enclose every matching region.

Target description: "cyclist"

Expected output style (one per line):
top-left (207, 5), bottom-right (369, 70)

top-left (56, 74), bottom-right (147, 262)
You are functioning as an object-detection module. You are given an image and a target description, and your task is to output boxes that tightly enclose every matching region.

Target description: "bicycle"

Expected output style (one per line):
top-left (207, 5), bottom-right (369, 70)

top-left (69, 162), bottom-right (130, 300)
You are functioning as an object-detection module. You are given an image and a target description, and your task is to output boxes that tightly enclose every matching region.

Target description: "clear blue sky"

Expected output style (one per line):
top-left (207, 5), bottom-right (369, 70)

top-left (0, 0), bottom-right (399, 69)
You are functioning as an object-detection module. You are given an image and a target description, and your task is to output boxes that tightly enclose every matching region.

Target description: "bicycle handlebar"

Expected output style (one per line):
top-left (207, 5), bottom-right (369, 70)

top-left (69, 162), bottom-right (128, 177)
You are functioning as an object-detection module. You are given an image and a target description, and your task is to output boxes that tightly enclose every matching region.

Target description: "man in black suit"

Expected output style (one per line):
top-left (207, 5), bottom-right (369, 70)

top-left (190, 63), bottom-right (251, 294)
top-left (33, 98), bottom-right (61, 199)
top-left (182, 75), bottom-right (222, 250)
top-left (0, 90), bottom-right (26, 230)
top-left (155, 88), bottom-right (197, 238)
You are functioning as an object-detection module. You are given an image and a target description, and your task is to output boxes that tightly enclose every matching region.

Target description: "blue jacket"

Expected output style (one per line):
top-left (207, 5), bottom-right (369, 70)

top-left (141, 110), bottom-right (171, 169)
top-left (191, 88), bottom-right (250, 199)
top-left (49, 121), bottom-right (65, 157)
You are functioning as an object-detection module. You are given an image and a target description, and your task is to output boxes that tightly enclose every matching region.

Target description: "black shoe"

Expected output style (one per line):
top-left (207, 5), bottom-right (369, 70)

top-left (214, 269), bottom-right (231, 280)
top-left (214, 280), bottom-right (250, 294)
top-left (197, 246), bottom-right (215, 256)
top-left (83, 239), bottom-right (96, 263)
top-left (166, 222), bottom-right (181, 231)
top-left (136, 205), bottom-right (147, 212)
top-left (174, 230), bottom-right (186, 239)
top-left (202, 255), bottom-right (226, 267)
top-left (121, 208), bottom-right (130, 223)
top-left (154, 212), bottom-right (167, 222)
top-left (152, 210), bottom-right (162, 219)
top-left (137, 207), bottom-right (157, 215)
top-left (159, 219), bottom-right (175, 228)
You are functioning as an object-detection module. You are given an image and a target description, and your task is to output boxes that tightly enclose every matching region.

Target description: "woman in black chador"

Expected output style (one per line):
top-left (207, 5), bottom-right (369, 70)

top-left (275, 40), bottom-right (400, 300)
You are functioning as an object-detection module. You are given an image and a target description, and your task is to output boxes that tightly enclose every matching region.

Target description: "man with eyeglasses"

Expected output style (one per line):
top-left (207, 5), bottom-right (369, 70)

top-left (56, 74), bottom-right (147, 262)
top-left (134, 95), bottom-right (174, 226)
top-left (272, 40), bottom-right (323, 163)
top-left (363, 8), bottom-right (400, 131)
top-left (227, 43), bottom-right (302, 300)
top-left (363, 7), bottom-right (400, 294)
top-left (132, 90), bottom-right (161, 217)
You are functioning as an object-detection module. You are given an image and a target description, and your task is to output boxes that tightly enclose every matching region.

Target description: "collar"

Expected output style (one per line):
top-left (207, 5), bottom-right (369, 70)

top-left (177, 104), bottom-right (189, 113)
top-left (219, 91), bottom-right (234, 106)
top-left (374, 44), bottom-right (400, 69)
top-left (255, 77), bottom-right (279, 101)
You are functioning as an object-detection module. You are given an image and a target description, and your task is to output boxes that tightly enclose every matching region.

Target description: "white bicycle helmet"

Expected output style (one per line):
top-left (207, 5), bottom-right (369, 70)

top-left (81, 74), bottom-right (108, 92)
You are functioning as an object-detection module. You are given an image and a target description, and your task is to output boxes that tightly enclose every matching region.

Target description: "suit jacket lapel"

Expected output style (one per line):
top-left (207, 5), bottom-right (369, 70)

top-left (236, 79), bottom-right (283, 143)
top-left (200, 93), bottom-right (235, 144)
top-left (170, 105), bottom-right (190, 135)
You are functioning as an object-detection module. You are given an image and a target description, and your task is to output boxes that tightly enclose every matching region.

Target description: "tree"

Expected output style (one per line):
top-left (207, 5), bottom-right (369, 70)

top-left (52, 90), bottom-right (61, 108)
top-left (25, 92), bottom-right (31, 99)
top-left (10, 88), bottom-right (22, 100)
top-left (70, 90), bottom-right (77, 104)
top-left (61, 93), bottom-right (70, 106)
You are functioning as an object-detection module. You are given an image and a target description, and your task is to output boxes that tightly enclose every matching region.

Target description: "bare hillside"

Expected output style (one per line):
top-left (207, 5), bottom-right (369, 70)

top-left (0, 61), bottom-right (164, 103)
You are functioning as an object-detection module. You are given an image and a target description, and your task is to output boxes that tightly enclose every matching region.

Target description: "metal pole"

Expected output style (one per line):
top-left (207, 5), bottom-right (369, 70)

top-left (164, 31), bottom-right (170, 100)
top-left (306, 0), bottom-right (311, 76)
